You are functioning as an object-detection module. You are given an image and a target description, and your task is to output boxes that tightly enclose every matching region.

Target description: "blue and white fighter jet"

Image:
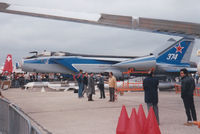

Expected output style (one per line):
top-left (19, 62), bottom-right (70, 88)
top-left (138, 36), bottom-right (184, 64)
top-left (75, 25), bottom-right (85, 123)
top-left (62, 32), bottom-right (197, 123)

top-left (21, 37), bottom-right (196, 78)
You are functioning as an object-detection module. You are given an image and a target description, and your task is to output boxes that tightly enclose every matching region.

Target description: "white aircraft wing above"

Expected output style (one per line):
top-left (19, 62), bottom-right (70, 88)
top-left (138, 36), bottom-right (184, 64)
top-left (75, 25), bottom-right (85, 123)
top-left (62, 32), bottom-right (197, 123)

top-left (0, 2), bottom-right (200, 38)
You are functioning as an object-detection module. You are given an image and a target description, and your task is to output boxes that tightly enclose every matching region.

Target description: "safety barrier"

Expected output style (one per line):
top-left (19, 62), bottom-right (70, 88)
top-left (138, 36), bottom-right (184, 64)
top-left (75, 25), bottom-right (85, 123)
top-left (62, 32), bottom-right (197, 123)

top-left (116, 67), bottom-right (153, 93)
top-left (122, 67), bottom-right (155, 75)
top-left (0, 98), bottom-right (42, 134)
top-left (174, 84), bottom-right (200, 96)
top-left (0, 98), bottom-right (9, 134)
top-left (117, 82), bottom-right (143, 93)
top-left (174, 84), bottom-right (181, 94)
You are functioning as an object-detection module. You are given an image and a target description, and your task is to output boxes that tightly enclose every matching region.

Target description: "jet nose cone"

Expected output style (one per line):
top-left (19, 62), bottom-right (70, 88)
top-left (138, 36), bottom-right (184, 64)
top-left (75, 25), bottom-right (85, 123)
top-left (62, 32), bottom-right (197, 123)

top-left (21, 60), bottom-right (32, 72)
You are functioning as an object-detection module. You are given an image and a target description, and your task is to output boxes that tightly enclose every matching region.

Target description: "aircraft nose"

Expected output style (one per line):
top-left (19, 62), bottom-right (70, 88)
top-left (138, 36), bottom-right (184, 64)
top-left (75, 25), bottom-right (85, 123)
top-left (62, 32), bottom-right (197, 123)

top-left (21, 59), bottom-right (32, 72)
top-left (21, 64), bottom-right (35, 72)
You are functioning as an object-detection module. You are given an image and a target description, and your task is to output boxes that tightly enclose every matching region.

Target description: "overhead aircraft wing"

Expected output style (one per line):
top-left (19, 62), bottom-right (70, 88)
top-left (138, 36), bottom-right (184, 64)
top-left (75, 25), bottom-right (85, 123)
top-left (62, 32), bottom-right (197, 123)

top-left (0, 2), bottom-right (200, 38)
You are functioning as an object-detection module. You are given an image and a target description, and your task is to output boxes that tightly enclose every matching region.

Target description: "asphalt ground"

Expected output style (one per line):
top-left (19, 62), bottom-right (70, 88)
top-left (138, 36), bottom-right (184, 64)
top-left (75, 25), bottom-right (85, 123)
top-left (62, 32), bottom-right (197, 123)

top-left (1, 88), bottom-right (200, 134)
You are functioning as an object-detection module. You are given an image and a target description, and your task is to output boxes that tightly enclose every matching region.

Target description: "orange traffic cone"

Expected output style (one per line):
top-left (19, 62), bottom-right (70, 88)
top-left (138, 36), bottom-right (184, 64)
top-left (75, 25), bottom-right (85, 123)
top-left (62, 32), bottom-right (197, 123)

top-left (125, 108), bottom-right (142, 134)
top-left (193, 121), bottom-right (199, 125)
top-left (137, 104), bottom-right (146, 132)
top-left (116, 105), bottom-right (130, 134)
top-left (143, 107), bottom-right (161, 134)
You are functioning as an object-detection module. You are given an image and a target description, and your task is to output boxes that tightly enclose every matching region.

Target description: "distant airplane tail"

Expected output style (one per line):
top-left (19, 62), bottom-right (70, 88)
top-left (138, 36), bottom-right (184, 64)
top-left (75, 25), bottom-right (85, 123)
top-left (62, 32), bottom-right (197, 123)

top-left (2, 54), bottom-right (13, 75)
top-left (156, 38), bottom-right (194, 65)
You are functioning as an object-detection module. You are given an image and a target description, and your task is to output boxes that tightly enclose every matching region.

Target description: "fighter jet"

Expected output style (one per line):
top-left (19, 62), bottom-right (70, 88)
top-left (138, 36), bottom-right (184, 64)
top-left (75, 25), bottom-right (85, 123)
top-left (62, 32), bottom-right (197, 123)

top-left (20, 37), bottom-right (196, 79)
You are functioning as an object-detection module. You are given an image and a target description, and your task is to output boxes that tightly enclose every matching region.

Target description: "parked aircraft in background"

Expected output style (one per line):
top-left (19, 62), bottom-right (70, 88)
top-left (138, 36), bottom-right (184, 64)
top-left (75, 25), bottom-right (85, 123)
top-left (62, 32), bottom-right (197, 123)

top-left (1, 54), bottom-right (13, 75)
top-left (0, 2), bottom-right (199, 78)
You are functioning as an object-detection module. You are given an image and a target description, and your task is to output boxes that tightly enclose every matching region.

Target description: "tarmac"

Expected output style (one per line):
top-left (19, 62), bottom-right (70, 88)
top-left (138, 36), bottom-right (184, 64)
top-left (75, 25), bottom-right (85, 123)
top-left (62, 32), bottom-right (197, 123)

top-left (1, 88), bottom-right (200, 134)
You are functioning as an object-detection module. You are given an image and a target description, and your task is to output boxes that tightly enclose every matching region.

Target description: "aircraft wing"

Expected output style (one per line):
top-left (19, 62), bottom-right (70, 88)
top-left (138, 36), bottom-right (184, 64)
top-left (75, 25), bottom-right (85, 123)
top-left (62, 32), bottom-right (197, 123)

top-left (49, 58), bottom-right (78, 72)
top-left (0, 2), bottom-right (200, 38)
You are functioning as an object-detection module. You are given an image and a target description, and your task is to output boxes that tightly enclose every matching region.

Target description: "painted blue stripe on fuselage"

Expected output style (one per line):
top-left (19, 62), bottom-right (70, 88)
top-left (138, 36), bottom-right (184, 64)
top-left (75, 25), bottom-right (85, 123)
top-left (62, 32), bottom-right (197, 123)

top-left (24, 59), bottom-right (48, 64)
top-left (49, 57), bottom-right (119, 64)
top-left (24, 57), bottom-right (120, 72)
top-left (51, 57), bottom-right (119, 72)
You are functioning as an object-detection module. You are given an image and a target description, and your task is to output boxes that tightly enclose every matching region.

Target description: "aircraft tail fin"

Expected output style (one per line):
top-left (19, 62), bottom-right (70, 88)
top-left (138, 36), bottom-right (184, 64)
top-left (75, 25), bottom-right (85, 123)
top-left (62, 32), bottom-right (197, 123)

top-left (2, 54), bottom-right (13, 75)
top-left (156, 38), bottom-right (194, 65)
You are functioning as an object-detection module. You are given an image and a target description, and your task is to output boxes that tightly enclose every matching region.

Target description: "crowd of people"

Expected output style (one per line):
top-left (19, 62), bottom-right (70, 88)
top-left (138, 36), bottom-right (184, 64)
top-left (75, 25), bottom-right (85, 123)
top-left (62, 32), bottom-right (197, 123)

top-left (0, 72), bottom-right (69, 88)
top-left (75, 70), bottom-right (117, 102)
top-left (0, 70), bottom-right (118, 102)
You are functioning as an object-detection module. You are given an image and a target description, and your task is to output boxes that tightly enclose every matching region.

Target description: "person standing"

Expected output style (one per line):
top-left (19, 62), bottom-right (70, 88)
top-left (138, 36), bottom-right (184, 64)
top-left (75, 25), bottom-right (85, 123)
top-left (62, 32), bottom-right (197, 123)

top-left (98, 73), bottom-right (105, 99)
top-left (82, 72), bottom-right (88, 97)
top-left (143, 70), bottom-right (159, 125)
top-left (108, 72), bottom-right (117, 102)
top-left (88, 73), bottom-right (95, 101)
top-left (180, 68), bottom-right (197, 126)
top-left (76, 70), bottom-right (84, 98)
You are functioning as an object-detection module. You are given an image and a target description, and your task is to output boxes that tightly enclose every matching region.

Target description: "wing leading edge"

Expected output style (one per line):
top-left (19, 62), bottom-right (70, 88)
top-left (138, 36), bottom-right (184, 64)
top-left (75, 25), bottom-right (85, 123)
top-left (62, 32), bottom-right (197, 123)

top-left (0, 2), bottom-right (200, 38)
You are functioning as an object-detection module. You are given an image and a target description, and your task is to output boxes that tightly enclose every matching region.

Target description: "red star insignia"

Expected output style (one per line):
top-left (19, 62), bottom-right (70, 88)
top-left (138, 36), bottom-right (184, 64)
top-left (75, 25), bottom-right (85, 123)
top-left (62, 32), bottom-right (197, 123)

top-left (175, 44), bottom-right (184, 53)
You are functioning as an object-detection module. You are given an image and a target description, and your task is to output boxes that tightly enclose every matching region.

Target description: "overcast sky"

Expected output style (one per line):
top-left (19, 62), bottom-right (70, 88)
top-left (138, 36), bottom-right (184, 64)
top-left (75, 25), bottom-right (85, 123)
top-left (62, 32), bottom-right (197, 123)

top-left (0, 0), bottom-right (200, 65)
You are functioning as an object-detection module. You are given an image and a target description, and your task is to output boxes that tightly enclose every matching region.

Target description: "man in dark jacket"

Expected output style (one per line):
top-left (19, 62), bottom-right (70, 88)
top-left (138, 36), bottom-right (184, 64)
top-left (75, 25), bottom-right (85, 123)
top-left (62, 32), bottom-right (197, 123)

top-left (180, 68), bottom-right (197, 126)
top-left (143, 71), bottom-right (159, 124)
top-left (98, 73), bottom-right (105, 99)
top-left (88, 73), bottom-right (95, 101)
top-left (82, 72), bottom-right (88, 97)
top-left (76, 70), bottom-right (84, 98)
